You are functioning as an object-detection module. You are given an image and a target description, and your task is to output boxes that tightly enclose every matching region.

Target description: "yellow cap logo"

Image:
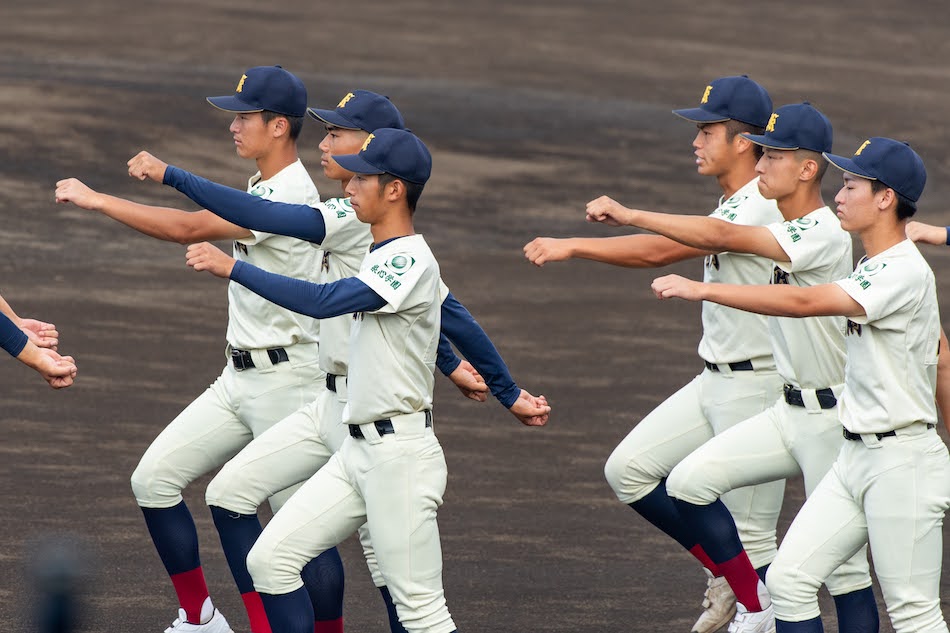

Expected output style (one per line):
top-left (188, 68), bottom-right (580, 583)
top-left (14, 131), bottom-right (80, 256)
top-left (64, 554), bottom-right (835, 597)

top-left (337, 92), bottom-right (356, 108)
top-left (236, 74), bottom-right (248, 93)
top-left (766, 113), bottom-right (779, 133)
top-left (855, 140), bottom-right (871, 156)
top-left (701, 85), bottom-right (713, 104)
top-left (361, 133), bottom-right (375, 152)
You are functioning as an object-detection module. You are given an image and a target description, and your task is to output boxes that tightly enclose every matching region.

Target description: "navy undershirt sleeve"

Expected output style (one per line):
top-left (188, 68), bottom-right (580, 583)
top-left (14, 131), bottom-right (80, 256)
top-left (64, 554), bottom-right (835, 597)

top-left (0, 312), bottom-right (28, 357)
top-left (230, 260), bottom-right (386, 319)
top-left (440, 292), bottom-right (520, 408)
top-left (163, 165), bottom-right (327, 243)
top-left (436, 334), bottom-right (462, 377)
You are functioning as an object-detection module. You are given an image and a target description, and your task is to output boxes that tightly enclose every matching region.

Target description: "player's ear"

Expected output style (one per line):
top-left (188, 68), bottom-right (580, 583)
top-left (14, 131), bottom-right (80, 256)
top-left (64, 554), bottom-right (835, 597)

top-left (733, 133), bottom-right (754, 156)
top-left (271, 115), bottom-right (289, 139)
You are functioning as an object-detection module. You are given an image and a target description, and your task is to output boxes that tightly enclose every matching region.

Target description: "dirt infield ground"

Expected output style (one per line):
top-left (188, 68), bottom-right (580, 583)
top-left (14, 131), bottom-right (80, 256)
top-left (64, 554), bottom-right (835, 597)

top-left (2, 1), bottom-right (950, 631)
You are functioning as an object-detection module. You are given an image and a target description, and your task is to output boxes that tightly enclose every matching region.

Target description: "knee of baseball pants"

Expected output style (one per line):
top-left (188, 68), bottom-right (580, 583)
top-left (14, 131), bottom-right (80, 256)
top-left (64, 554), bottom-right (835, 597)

top-left (604, 443), bottom-right (658, 504)
top-left (666, 455), bottom-right (723, 506)
top-left (205, 463), bottom-right (263, 516)
top-left (247, 531), bottom-right (306, 596)
top-left (130, 452), bottom-right (186, 509)
top-left (765, 554), bottom-right (824, 622)
top-left (822, 545), bottom-right (873, 597)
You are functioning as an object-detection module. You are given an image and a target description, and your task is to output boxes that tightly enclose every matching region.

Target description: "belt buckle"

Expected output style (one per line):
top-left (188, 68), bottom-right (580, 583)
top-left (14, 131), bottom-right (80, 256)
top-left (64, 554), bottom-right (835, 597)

top-left (231, 349), bottom-right (253, 371)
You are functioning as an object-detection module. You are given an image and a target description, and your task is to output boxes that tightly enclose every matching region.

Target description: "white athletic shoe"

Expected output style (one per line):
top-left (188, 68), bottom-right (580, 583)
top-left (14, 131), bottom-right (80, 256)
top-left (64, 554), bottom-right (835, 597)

top-left (691, 569), bottom-right (737, 633)
top-left (164, 607), bottom-right (234, 633)
top-left (726, 603), bottom-right (776, 633)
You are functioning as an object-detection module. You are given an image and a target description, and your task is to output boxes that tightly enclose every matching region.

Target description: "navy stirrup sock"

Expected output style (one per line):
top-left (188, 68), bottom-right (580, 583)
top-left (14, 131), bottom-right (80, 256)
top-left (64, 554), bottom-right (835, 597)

top-left (833, 586), bottom-right (879, 633)
top-left (209, 505), bottom-right (262, 593)
top-left (141, 501), bottom-right (201, 575)
top-left (670, 497), bottom-right (744, 562)
top-left (628, 479), bottom-right (702, 551)
top-left (300, 548), bottom-right (345, 622)
top-left (260, 587), bottom-right (314, 633)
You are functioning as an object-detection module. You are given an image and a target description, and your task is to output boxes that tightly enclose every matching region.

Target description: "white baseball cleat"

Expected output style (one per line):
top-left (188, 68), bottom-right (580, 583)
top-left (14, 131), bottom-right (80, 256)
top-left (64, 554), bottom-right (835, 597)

top-left (726, 603), bottom-right (775, 633)
top-left (164, 607), bottom-right (234, 633)
top-left (691, 569), bottom-right (738, 633)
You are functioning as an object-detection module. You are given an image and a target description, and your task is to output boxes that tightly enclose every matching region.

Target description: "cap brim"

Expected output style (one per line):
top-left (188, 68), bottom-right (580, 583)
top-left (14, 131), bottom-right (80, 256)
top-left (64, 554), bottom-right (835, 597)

top-left (306, 108), bottom-right (362, 130)
top-left (206, 96), bottom-right (262, 113)
top-left (333, 153), bottom-right (384, 176)
top-left (822, 153), bottom-right (877, 180)
top-left (672, 107), bottom-right (729, 123)
top-left (741, 133), bottom-right (799, 150)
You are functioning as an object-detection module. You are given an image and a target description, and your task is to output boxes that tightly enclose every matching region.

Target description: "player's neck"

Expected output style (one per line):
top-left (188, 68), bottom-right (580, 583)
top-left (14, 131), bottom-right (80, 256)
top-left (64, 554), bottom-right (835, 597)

top-left (717, 165), bottom-right (757, 200)
top-left (370, 206), bottom-right (415, 244)
top-left (775, 186), bottom-right (824, 222)
top-left (858, 219), bottom-right (907, 259)
top-left (255, 143), bottom-right (299, 181)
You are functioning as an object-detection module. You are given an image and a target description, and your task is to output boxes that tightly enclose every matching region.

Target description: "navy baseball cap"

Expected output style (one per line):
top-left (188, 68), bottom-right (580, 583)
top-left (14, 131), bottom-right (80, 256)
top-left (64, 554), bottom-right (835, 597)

top-left (207, 66), bottom-right (308, 117)
top-left (307, 90), bottom-right (407, 132)
top-left (741, 102), bottom-right (833, 153)
top-left (672, 75), bottom-right (772, 128)
top-left (824, 138), bottom-right (927, 203)
top-left (333, 128), bottom-right (432, 185)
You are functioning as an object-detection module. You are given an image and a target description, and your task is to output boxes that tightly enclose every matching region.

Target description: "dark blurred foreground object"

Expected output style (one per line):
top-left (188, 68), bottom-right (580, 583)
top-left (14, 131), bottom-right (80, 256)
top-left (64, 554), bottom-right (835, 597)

top-left (29, 535), bottom-right (89, 633)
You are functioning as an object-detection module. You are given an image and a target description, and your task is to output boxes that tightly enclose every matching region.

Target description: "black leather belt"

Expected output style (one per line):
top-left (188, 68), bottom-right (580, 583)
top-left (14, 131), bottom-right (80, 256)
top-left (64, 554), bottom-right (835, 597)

top-left (349, 411), bottom-right (433, 439)
top-left (783, 384), bottom-right (837, 409)
top-left (230, 347), bottom-right (289, 371)
top-left (326, 373), bottom-right (340, 393)
top-left (704, 359), bottom-right (754, 372)
top-left (843, 423), bottom-right (934, 441)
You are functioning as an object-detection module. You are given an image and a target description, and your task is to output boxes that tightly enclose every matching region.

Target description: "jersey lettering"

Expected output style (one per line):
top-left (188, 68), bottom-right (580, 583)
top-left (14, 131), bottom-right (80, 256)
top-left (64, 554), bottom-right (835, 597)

top-left (234, 241), bottom-right (249, 256)
top-left (846, 319), bottom-right (862, 337)
top-left (771, 266), bottom-right (789, 285)
top-left (705, 254), bottom-right (720, 271)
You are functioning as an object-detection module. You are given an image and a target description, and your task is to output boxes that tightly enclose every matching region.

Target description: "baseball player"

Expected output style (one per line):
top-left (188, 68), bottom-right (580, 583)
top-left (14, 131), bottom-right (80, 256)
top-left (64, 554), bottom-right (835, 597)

top-left (0, 293), bottom-right (76, 388)
top-left (54, 66), bottom-right (345, 633)
top-left (902, 222), bottom-right (950, 431)
top-left (127, 89), bottom-right (550, 633)
top-left (180, 127), bottom-right (469, 633)
top-left (525, 75), bottom-right (785, 633)
top-left (589, 103), bottom-right (878, 633)
top-left (652, 137), bottom-right (949, 633)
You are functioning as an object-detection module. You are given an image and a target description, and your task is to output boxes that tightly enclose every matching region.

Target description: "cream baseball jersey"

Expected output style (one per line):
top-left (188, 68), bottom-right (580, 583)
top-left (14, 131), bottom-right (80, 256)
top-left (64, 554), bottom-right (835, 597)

top-left (698, 177), bottom-right (783, 365)
top-left (312, 197), bottom-right (373, 376)
top-left (227, 159), bottom-right (323, 350)
top-left (835, 239), bottom-right (940, 434)
top-left (345, 234), bottom-right (441, 425)
top-left (765, 206), bottom-right (852, 389)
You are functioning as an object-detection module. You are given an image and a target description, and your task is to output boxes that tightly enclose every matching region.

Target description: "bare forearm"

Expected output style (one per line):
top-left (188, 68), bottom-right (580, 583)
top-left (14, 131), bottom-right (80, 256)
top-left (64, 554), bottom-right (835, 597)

top-left (628, 211), bottom-right (731, 252)
top-left (570, 235), bottom-right (703, 268)
top-left (94, 194), bottom-right (207, 243)
top-left (699, 283), bottom-right (836, 318)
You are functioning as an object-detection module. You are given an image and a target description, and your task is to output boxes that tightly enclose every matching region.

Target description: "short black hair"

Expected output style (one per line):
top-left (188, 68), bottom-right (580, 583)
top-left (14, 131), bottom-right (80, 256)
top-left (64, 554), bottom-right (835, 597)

top-left (262, 111), bottom-right (304, 141)
top-left (724, 120), bottom-right (765, 160)
top-left (871, 179), bottom-right (917, 219)
top-left (794, 149), bottom-right (829, 182)
top-left (378, 172), bottom-right (425, 214)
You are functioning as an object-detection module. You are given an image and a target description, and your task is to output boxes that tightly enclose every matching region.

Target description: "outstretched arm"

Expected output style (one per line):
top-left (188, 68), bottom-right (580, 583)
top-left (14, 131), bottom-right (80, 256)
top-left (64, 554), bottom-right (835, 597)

top-left (55, 177), bottom-right (250, 243)
top-left (524, 234), bottom-right (708, 268)
top-left (125, 152), bottom-right (327, 243)
top-left (440, 292), bottom-right (550, 426)
top-left (651, 274), bottom-right (866, 319)
top-left (586, 195), bottom-right (789, 261)
top-left (185, 242), bottom-right (386, 319)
